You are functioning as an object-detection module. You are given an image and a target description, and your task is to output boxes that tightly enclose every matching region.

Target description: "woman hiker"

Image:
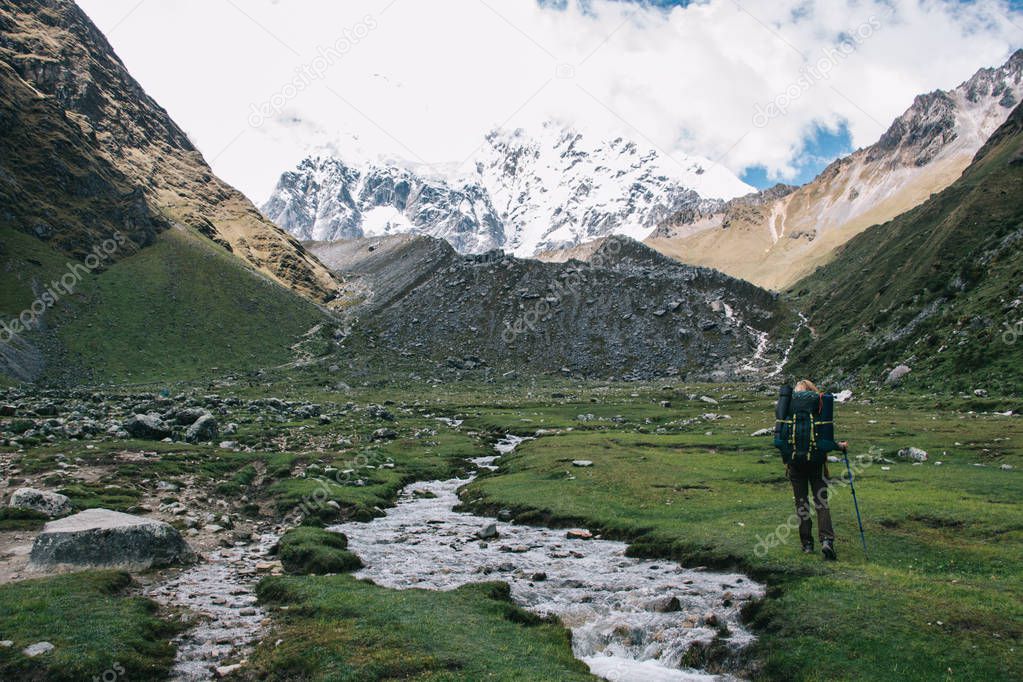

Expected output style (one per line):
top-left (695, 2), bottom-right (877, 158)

top-left (774, 379), bottom-right (846, 560)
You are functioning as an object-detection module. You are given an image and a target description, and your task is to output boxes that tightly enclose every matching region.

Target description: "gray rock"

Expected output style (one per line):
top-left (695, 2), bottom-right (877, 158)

top-left (371, 428), bottom-right (398, 440)
top-left (367, 404), bottom-right (395, 421)
top-left (973, 388), bottom-right (988, 398)
top-left (835, 389), bottom-right (853, 403)
top-left (571, 460), bottom-right (594, 467)
top-left (173, 407), bottom-right (210, 425)
top-left (750, 428), bottom-right (772, 437)
top-left (29, 508), bottom-right (194, 571)
top-left (897, 446), bottom-right (928, 462)
top-left (646, 595), bottom-right (681, 612)
top-left (9, 488), bottom-right (72, 517)
top-left (476, 522), bottom-right (499, 539)
top-left (699, 395), bottom-right (718, 404)
top-left (22, 641), bottom-right (54, 657)
top-left (123, 413), bottom-right (172, 440)
top-left (885, 364), bottom-right (911, 385)
top-left (185, 414), bottom-right (219, 443)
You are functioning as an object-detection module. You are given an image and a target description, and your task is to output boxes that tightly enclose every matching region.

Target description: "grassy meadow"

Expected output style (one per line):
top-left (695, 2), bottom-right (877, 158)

top-left (0, 378), bottom-right (1019, 680)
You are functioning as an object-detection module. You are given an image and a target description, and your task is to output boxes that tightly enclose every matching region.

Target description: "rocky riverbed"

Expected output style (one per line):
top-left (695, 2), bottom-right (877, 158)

top-left (330, 436), bottom-right (764, 682)
top-left (144, 531), bottom-right (280, 681)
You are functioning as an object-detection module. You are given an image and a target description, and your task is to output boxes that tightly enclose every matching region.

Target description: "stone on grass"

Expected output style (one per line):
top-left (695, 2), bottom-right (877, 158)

top-left (572, 460), bottom-right (594, 467)
top-left (123, 413), bottom-right (172, 440)
top-left (29, 508), bottom-right (194, 571)
top-left (367, 404), bottom-right (395, 421)
top-left (750, 428), bottom-right (772, 437)
top-left (898, 447), bottom-right (928, 462)
top-left (173, 407), bottom-right (210, 425)
top-left (885, 365), bottom-right (911, 386)
top-left (23, 642), bottom-right (54, 657)
top-left (9, 488), bottom-right (71, 517)
top-left (973, 388), bottom-right (988, 398)
top-left (185, 414), bottom-right (219, 443)
top-left (699, 396), bottom-right (718, 404)
top-left (835, 389), bottom-right (853, 403)
top-left (371, 428), bottom-right (398, 441)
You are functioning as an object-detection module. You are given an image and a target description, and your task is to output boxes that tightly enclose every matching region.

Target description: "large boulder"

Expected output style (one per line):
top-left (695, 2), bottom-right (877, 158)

top-left (185, 414), bottom-right (219, 443)
top-left (123, 413), bottom-right (172, 440)
top-left (29, 509), bottom-right (195, 571)
top-left (173, 407), bottom-right (210, 426)
top-left (9, 488), bottom-right (71, 517)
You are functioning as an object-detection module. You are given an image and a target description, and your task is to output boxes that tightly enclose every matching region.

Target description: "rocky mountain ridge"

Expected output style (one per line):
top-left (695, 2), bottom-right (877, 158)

top-left (646, 49), bottom-right (1023, 290)
top-left (0, 0), bottom-right (343, 303)
top-left (263, 123), bottom-right (753, 258)
top-left (787, 99), bottom-right (1023, 390)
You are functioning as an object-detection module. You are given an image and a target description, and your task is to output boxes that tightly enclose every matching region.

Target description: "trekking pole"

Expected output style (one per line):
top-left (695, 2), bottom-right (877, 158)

top-left (841, 444), bottom-right (868, 560)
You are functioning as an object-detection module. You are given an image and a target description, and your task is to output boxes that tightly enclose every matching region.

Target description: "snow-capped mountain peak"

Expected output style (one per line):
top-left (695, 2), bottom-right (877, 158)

top-left (471, 122), bottom-right (753, 255)
top-left (261, 124), bottom-right (753, 256)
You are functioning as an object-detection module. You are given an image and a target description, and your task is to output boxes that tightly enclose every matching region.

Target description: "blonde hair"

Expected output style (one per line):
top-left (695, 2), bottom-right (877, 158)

top-left (795, 379), bottom-right (819, 392)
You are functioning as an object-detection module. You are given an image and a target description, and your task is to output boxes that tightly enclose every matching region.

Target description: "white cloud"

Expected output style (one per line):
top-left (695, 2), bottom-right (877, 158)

top-left (76, 0), bottom-right (1022, 202)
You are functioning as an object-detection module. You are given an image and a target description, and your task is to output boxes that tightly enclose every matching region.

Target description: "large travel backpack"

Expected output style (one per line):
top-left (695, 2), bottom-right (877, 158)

top-left (774, 388), bottom-right (836, 464)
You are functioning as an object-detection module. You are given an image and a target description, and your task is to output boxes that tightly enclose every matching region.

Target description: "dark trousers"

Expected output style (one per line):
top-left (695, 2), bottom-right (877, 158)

top-left (788, 460), bottom-right (834, 545)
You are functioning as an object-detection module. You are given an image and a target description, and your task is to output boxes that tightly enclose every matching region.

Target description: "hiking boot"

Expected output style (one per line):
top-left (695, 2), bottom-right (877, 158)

top-left (801, 542), bottom-right (814, 554)
top-left (821, 539), bottom-right (837, 560)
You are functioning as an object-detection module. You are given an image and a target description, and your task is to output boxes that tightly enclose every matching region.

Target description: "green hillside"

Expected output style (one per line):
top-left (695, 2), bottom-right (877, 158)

top-left (786, 102), bottom-right (1023, 392)
top-left (0, 226), bottom-right (327, 385)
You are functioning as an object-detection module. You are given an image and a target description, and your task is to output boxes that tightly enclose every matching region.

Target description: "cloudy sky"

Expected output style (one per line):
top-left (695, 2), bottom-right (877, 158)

top-left (76, 0), bottom-right (1022, 203)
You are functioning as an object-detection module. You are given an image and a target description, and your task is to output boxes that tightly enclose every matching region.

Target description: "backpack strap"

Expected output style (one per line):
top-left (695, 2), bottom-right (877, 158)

top-left (810, 413), bottom-right (816, 451)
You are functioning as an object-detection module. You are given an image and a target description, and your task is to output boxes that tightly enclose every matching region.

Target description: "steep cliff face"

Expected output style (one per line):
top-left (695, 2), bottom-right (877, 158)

top-left (0, 0), bottom-right (343, 303)
top-left (0, 59), bottom-right (166, 259)
top-left (648, 50), bottom-right (1023, 291)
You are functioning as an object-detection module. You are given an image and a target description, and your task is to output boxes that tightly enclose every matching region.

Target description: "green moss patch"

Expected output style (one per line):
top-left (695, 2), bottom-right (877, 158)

top-left (275, 527), bottom-right (362, 575)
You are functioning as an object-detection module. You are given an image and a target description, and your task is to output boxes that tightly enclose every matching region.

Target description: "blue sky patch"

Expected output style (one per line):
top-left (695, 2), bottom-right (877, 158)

top-left (741, 121), bottom-right (855, 189)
